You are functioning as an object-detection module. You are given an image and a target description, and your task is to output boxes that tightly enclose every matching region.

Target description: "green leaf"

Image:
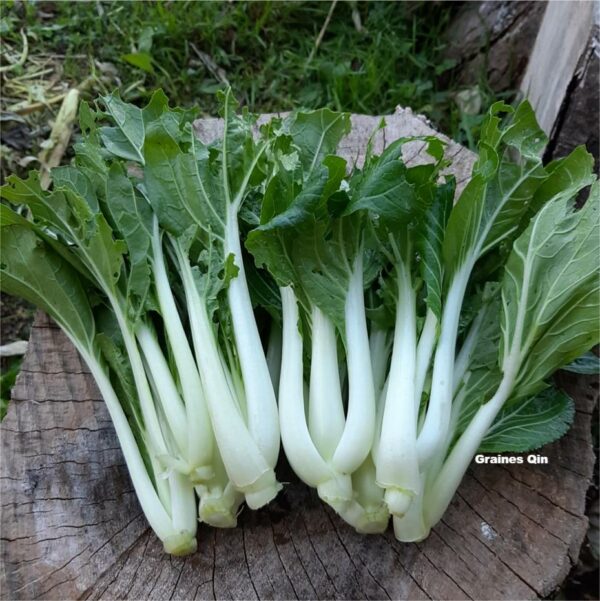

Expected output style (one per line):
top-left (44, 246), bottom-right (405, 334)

top-left (345, 139), bottom-right (416, 223)
top-left (502, 185), bottom-right (600, 398)
top-left (561, 351), bottom-right (600, 375)
top-left (0, 203), bottom-right (93, 281)
top-left (78, 100), bottom-right (100, 140)
top-left (2, 170), bottom-right (127, 296)
top-left (295, 215), bottom-right (361, 334)
top-left (1, 171), bottom-right (77, 234)
top-left (500, 100), bottom-right (547, 158)
top-left (247, 166), bottom-right (330, 289)
top-left (142, 89), bottom-right (266, 314)
top-left (528, 146), bottom-right (596, 218)
top-left (144, 123), bottom-right (226, 238)
top-left (98, 90), bottom-right (182, 166)
top-left (287, 108), bottom-right (350, 175)
top-left (105, 163), bottom-right (154, 318)
top-left (454, 291), bottom-right (503, 433)
top-left (443, 102), bottom-right (549, 276)
top-left (0, 225), bottom-right (95, 350)
top-left (218, 89), bottom-right (268, 203)
top-left (479, 387), bottom-right (574, 453)
top-left (100, 93), bottom-right (147, 163)
top-left (52, 166), bottom-right (100, 212)
top-left (417, 177), bottom-right (455, 319)
top-left (121, 52), bottom-right (155, 74)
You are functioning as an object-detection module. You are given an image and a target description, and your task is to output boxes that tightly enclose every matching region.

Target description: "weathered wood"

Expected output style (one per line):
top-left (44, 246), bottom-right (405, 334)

top-left (445, 1), bottom-right (546, 92)
top-left (446, 1), bottom-right (598, 164)
top-left (1, 112), bottom-right (596, 601)
top-left (546, 21), bottom-right (599, 165)
top-left (520, 1), bottom-right (595, 138)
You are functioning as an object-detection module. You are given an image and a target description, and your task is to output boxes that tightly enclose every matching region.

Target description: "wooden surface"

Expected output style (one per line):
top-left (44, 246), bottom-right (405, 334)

top-left (1, 111), bottom-right (597, 601)
top-left (445, 1), bottom-right (546, 93)
top-left (520, 1), bottom-right (595, 137)
top-left (546, 20), bottom-right (599, 165)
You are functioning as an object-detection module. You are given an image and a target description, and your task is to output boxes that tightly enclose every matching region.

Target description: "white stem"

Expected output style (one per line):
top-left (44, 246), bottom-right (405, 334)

top-left (376, 263), bottom-right (420, 514)
top-left (150, 454), bottom-right (171, 511)
top-left (279, 286), bottom-right (333, 486)
top-left (79, 348), bottom-right (177, 544)
top-left (308, 305), bottom-right (345, 461)
top-left (168, 470), bottom-right (198, 535)
top-left (348, 455), bottom-right (390, 533)
top-left (175, 245), bottom-right (279, 504)
top-left (369, 327), bottom-right (390, 398)
top-left (453, 307), bottom-right (485, 395)
top-left (332, 256), bottom-right (376, 474)
top-left (225, 212), bottom-right (280, 468)
top-left (196, 444), bottom-right (243, 528)
top-left (137, 323), bottom-right (188, 457)
top-left (113, 304), bottom-right (168, 458)
top-left (152, 225), bottom-right (213, 471)
top-left (417, 269), bottom-right (470, 466)
top-left (393, 492), bottom-right (429, 543)
top-left (371, 376), bottom-right (389, 466)
top-left (414, 308), bottom-right (437, 412)
top-left (424, 375), bottom-right (513, 528)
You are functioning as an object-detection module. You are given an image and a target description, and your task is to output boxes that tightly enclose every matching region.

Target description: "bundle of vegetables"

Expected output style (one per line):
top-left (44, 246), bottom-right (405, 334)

top-left (0, 90), bottom-right (281, 555)
top-left (1, 90), bottom-right (598, 555)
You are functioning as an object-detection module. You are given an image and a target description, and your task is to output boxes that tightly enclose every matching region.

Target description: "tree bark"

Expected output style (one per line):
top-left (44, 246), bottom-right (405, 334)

top-left (445, 1), bottom-right (546, 92)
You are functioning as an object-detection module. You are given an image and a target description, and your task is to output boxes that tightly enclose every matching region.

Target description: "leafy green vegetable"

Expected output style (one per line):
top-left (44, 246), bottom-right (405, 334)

top-left (1, 90), bottom-right (597, 553)
top-left (480, 387), bottom-right (574, 453)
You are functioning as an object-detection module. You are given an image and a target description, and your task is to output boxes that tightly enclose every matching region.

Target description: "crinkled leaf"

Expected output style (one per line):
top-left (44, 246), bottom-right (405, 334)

top-left (417, 177), bottom-right (455, 319)
top-left (345, 139), bottom-right (416, 223)
top-left (479, 387), bottom-right (574, 453)
top-left (443, 102), bottom-right (548, 276)
top-left (105, 163), bottom-right (155, 318)
top-left (287, 108), bottom-right (350, 175)
top-left (246, 166), bottom-right (330, 289)
top-left (1, 170), bottom-right (125, 293)
top-left (143, 90), bottom-right (265, 310)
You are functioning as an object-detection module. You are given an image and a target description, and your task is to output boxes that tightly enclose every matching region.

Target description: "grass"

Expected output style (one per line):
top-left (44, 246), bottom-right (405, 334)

top-left (1, 0), bottom-right (497, 150)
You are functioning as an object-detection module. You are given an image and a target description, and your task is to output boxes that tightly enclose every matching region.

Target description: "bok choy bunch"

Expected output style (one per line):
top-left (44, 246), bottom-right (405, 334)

top-left (247, 110), bottom-right (390, 532)
top-left (1, 89), bottom-right (597, 554)
top-left (0, 90), bottom-right (281, 554)
top-left (246, 100), bottom-right (599, 540)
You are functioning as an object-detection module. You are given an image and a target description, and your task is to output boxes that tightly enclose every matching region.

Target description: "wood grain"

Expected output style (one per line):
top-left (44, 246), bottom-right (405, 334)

top-left (1, 112), bottom-right (596, 601)
top-left (445, 1), bottom-right (546, 93)
top-left (520, 0), bottom-right (595, 137)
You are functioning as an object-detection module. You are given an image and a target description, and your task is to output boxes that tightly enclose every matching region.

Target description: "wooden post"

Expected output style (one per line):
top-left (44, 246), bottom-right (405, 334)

top-left (520, 0), bottom-right (595, 137)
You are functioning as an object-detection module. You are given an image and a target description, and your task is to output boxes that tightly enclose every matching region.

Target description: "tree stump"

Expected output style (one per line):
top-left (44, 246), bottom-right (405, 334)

top-left (1, 111), bottom-right (596, 601)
